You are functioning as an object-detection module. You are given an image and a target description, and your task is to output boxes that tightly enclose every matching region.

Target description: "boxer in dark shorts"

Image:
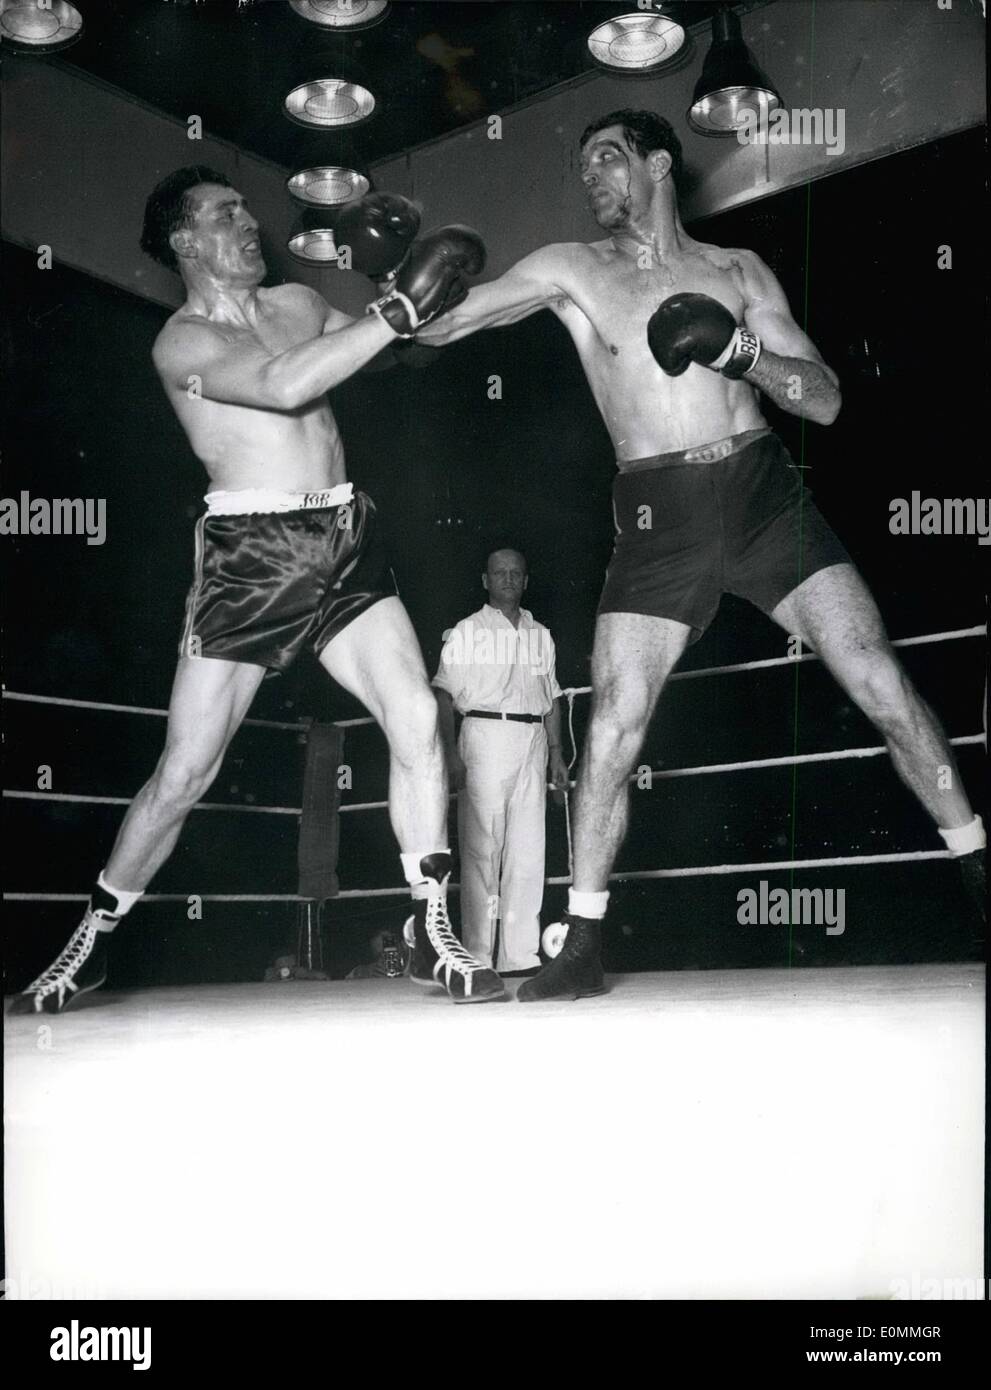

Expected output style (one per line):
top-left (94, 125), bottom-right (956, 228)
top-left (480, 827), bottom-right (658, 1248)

top-left (181, 485), bottom-right (396, 671)
top-left (421, 108), bottom-right (985, 1000)
top-left (11, 168), bottom-right (505, 1015)
top-left (598, 429), bottom-right (849, 639)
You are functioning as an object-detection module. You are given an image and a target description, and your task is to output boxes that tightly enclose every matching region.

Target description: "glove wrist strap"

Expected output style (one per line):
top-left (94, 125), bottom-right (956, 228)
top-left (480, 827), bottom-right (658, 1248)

top-left (712, 328), bottom-right (762, 379)
top-left (367, 290), bottom-right (420, 339)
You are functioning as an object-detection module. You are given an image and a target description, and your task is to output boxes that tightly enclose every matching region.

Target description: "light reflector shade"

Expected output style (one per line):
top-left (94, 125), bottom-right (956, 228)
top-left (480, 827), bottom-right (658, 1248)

top-left (587, 11), bottom-right (687, 74)
top-left (0, 0), bottom-right (83, 51)
top-left (284, 79), bottom-right (376, 129)
top-left (688, 8), bottom-right (781, 136)
top-left (287, 227), bottom-right (339, 264)
top-left (289, 0), bottom-right (389, 31)
top-left (288, 167), bottom-right (370, 207)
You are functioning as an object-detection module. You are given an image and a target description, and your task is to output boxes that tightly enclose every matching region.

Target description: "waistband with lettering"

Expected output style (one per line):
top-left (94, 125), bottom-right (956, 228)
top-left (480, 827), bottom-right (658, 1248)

top-left (204, 483), bottom-right (355, 516)
top-left (617, 428), bottom-right (773, 473)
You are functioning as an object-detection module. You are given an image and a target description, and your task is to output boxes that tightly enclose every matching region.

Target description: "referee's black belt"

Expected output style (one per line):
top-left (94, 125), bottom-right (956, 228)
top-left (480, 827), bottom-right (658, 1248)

top-left (464, 709), bottom-right (543, 724)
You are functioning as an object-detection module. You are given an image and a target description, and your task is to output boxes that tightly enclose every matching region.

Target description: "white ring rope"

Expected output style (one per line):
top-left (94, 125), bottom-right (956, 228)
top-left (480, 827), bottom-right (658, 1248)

top-left (1, 849), bottom-right (958, 907)
top-left (3, 888), bottom-right (438, 903)
top-left (563, 789), bottom-right (574, 880)
top-left (3, 626), bottom-right (983, 733)
top-left (558, 624), bottom-right (986, 699)
top-left (4, 733), bottom-right (983, 817)
top-left (1, 690), bottom-right (305, 732)
top-left (2, 791), bottom-right (302, 815)
top-left (548, 850), bottom-right (955, 885)
top-left (3, 625), bottom-right (983, 907)
top-left (626, 733), bottom-right (985, 782)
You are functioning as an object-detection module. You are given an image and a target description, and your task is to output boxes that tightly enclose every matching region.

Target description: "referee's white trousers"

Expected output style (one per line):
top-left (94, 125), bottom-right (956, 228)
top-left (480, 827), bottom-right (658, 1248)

top-left (457, 718), bottom-right (547, 972)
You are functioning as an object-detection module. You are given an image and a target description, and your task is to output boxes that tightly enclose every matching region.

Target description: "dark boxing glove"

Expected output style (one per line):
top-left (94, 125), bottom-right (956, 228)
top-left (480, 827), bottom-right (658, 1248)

top-left (367, 225), bottom-right (487, 338)
top-left (647, 292), bottom-right (761, 380)
top-left (334, 192), bottom-right (421, 279)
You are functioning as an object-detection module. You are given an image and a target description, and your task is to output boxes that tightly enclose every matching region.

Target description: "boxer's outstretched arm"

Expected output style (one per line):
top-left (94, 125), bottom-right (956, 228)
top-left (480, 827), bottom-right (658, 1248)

top-left (153, 311), bottom-right (393, 411)
top-left (417, 245), bottom-right (568, 345)
top-left (739, 252), bottom-right (842, 426)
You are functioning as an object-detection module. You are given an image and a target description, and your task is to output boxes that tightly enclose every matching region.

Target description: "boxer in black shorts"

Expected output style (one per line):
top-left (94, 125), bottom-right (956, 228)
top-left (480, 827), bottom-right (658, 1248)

top-left (12, 169), bottom-right (504, 1013)
top-left (598, 429), bottom-right (849, 637)
top-left (181, 487), bottom-right (396, 671)
top-left (422, 108), bottom-right (985, 999)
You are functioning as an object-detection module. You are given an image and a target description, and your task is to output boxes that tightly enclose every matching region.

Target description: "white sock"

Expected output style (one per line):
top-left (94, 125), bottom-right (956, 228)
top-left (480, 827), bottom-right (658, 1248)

top-left (95, 871), bottom-right (143, 919)
top-left (568, 889), bottom-right (610, 920)
top-left (938, 815), bottom-right (986, 857)
top-left (400, 850), bottom-right (451, 887)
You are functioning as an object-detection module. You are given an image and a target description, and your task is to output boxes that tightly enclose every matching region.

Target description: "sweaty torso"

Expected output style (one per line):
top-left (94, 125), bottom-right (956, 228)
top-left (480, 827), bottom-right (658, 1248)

top-left (548, 237), bottom-right (768, 465)
top-left (157, 284), bottom-right (346, 493)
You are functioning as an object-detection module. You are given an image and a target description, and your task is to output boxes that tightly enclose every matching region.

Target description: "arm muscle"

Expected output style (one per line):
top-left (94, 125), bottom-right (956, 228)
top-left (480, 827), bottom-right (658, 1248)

top-left (417, 244), bottom-right (572, 344)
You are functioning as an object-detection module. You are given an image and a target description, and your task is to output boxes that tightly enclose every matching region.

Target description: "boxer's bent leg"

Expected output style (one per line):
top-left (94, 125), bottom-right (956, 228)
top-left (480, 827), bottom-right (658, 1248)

top-left (572, 611), bottom-right (691, 892)
top-left (321, 598), bottom-right (505, 1002)
top-left (770, 563), bottom-right (974, 830)
top-left (10, 654), bottom-right (266, 1013)
top-left (105, 655), bottom-right (267, 889)
top-left (318, 596), bottom-right (446, 853)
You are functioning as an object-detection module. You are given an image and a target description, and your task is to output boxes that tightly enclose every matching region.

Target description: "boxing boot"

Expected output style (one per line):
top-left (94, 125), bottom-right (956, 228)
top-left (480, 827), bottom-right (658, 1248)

top-left (9, 885), bottom-right (120, 1014)
top-left (517, 913), bottom-right (607, 1002)
top-left (403, 853), bottom-right (505, 1004)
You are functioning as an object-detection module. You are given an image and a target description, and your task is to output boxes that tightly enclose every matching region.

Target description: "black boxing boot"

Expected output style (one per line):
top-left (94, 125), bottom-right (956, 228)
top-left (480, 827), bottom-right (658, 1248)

top-left (517, 914), bottom-right (607, 1002)
top-left (955, 848), bottom-right (986, 955)
top-left (8, 882), bottom-right (121, 1014)
top-left (402, 853), bottom-right (505, 1004)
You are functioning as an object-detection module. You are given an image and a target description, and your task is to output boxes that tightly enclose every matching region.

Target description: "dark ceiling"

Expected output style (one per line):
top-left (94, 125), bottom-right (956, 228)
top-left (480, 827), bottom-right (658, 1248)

top-left (54, 1), bottom-right (750, 172)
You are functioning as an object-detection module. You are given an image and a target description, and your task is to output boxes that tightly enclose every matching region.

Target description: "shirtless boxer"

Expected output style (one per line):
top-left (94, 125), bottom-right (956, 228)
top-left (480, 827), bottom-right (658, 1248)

top-left (12, 165), bottom-right (504, 1012)
top-left (420, 109), bottom-right (985, 1001)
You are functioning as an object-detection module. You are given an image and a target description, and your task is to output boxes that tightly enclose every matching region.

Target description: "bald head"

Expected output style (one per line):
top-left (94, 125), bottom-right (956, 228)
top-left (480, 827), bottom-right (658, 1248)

top-left (483, 549), bottom-right (527, 611)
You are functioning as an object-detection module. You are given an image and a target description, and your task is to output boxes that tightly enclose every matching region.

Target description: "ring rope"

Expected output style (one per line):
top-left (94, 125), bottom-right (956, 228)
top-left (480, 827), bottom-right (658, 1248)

top-left (3, 625), bottom-right (982, 733)
top-left (565, 689), bottom-right (579, 773)
top-left (0, 690), bottom-right (305, 732)
top-left (4, 732), bottom-right (982, 818)
top-left (3, 627), bottom-right (982, 906)
top-left (558, 624), bottom-right (986, 700)
top-left (563, 789), bottom-right (574, 880)
top-left (546, 849), bottom-right (956, 885)
top-left (2, 848), bottom-right (958, 907)
top-left (627, 733), bottom-right (984, 782)
top-left (3, 888), bottom-right (441, 902)
top-left (2, 790), bottom-right (302, 814)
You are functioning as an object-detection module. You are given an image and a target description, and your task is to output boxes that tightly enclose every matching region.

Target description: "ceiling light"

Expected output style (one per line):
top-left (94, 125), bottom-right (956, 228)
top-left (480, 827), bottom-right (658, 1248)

top-left (287, 211), bottom-right (340, 265)
top-left (688, 7), bottom-right (781, 136)
top-left (0, 0), bottom-right (83, 53)
top-left (586, 9), bottom-right (688, 75)
top-left (289, 0), bottom-right (389, 32)
top-left (288, 167), bottom-right (370, 207)
top-left (284, 78), bottom-right (375, 129)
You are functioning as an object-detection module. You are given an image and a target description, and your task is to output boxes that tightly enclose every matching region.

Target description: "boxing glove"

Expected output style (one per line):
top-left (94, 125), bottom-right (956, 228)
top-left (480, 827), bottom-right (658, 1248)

top-left (367, 225), bottom-right (487, 338)
top-left (647, 291), bottom-right (761, 380)
top-left (334, 192), bottom-right (421, 279)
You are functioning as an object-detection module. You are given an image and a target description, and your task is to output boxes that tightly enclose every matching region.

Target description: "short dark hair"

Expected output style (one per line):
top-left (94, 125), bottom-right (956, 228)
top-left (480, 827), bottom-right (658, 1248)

top-left (579, 109), bottom-right (683, 194)
top-left (485, 546), bottom-right (527, 571)
top-left (140, 166), bottom-right (233, 272)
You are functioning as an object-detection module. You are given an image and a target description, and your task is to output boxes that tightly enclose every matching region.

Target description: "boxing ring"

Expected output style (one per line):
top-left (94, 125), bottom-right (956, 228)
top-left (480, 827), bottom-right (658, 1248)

top-left (3, 622), bottom-right (986, 1298)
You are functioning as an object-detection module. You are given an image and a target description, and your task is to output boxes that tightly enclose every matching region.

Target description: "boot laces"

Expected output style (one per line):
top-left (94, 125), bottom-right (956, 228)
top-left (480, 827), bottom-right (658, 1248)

top-left (24, 913), bottom-right (103, 1004)
top-left (425, 893), bottom-right (485, 979)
